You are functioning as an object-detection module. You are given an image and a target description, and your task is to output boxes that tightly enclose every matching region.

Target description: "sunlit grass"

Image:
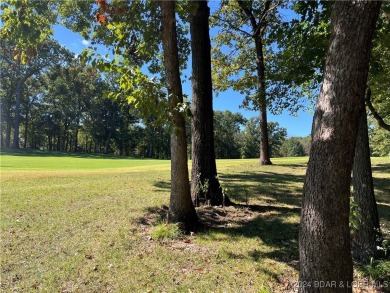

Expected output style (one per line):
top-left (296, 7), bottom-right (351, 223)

top-left (1, 151), bottom-right (389, 292)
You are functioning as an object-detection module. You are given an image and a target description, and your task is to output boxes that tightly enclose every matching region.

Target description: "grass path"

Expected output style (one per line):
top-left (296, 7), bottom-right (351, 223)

top-left (1, 151), bottom-right (389, 292)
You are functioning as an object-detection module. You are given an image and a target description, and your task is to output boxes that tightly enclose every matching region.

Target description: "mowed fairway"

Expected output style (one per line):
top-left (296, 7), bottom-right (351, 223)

top-left (1, 151), bottom-right (389, 292)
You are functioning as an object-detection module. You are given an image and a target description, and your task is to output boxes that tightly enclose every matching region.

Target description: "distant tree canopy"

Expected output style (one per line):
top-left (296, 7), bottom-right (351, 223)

top-left (279, 138), bottom-right (306, 157)
top-left (213, 110), bottom-right (246, 159)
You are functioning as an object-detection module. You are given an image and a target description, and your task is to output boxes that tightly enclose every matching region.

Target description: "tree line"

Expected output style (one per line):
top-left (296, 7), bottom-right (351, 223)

top-left (1, 0), bottom-right (390, 290)
top-left (1, 48), bottom-right (311, 159)
top-left (1, 40), bottom-right (386, 158)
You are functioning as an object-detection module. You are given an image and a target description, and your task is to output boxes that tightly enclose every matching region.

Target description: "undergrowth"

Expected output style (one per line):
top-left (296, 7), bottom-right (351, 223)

top-left (150, 223), bottom-right (182, 240)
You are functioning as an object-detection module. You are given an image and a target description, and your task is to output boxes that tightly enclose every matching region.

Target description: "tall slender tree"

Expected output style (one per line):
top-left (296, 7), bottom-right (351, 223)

top-left (160, 1), bottom-right (198, 230)
top-left (235, 0), bottom-right (273, 165)
top-left (350, 3), bottom-right (389, 264)
top-left (351, 89), bottom-right (382, 264)
top-left (190, 0), bottom-right (230, 206)
top-left (298, 1), bottom-right (381, 291)
top-left (211, 1), bottom-right (287, 165)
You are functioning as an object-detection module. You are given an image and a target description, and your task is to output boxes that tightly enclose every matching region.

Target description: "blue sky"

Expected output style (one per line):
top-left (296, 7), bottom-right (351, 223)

top-left (53, 24), bottom-right (314, 138)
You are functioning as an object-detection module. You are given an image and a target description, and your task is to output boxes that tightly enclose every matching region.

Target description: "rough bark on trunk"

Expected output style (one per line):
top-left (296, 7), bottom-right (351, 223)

top-left (351, 89), bottom-right (382, 264)
top-left (298, 1), bottom-right (381, 292)
top-left (190, 0), bottom-right (231, 207)
top-left (160, 0), bottom-right (198, 231)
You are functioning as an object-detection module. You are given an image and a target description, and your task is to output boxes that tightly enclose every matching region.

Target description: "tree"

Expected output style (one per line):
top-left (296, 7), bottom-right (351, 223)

top-left (241, 117), bottom-right (287, 158)
top-left (267, 121), bottom-right (287, 157)
top-left (369, 124), bottom-right (390, 156)
top-left (213, 110), bottom-right (246, 159)
top-left (190, 0), bottom-right (231, 206)
top-left (236, 0), bottom-right (274, 165)
top-left (299, 1), bottom-right (381, 291)
top-left (241, 117), bottom-right (260, 159)
top-left (20, 76), bottom-right (43, 149)
top-left (366, 4), bottom-right (390, 133)
top-left (133, 119), bottom-right (171, 159)
top-left (350, 5), bottom-right (389, 264)
top-left (0, 39), bottom-right (72, 149)
top-left (280, 139), bottom-right (305, 158)
top-left (212, 1), bottom-right (305, 165)
top-left (160, 1), bottom-right (198, 230)
top-left (43, 63), bottom-right (105, 152)
top-left (351, 91), bottom-right (382, 264)
top-left (0, 47), bottom-right (16, 147)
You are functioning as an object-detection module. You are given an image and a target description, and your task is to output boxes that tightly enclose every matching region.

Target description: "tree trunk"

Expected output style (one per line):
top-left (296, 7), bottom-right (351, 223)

top-left (149, 143), bottom-right (153, 158)
top-left (31, 123), bottom-right (35, 149)
top-left (298, 2), bottom-right (381, 292)
top-left (48, 134), bottom-right (52, 151)
top-left (5, 108), bottom-right (12, 147)
top-left (160, 0), bottom-right (198, 231)
top-left (12, 79), bottom-right (23, 149)
top-left (64, 128), bottom-right (69, 152)
top-left (23, 106), bottom-right (29, 149)
top-left (254, 35), bottom-right (272, 165)
top-left (0, 126), bottom-right (4, 148)
top-left (57, 135), bottom-right (61, 151)
top-left (104, 130), bottom-right (112, 154)
top-left (94, 138), bottom-right (99, 153)
top-left (190, 0), bottom-right (231, 207)
top-left (351, 89), bottom-right (382, 264)
top-left (73, 122), bottom-right (79, 152)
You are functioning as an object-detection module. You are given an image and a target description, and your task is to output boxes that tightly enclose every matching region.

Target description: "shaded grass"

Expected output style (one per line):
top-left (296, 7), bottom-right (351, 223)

top-left (1, 153), bottom-right (389, 292)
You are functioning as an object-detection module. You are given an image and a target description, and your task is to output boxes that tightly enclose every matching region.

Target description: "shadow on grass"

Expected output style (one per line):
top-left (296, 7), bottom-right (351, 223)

top-left (153, 181), bottom-right (171, 193)
top-left (272, 163), bottom-right (308, 168)
top-left (133, 205), bottom-right (169, 226)
top-left (148, 162), bottom-right (388, 277)
top-left (219, 171), bottom-right (305, 208)
top-left (134, 203), bottom-right (300, 271)
top-left (197, 205), bottom-right (300, 270)
top-left (373, 177), bottom-right (390, 200)
top-left (372, 163), bottom-right (390, 174)
top-left (377, 203), bottom-right (390, 228)
top-left (153, 170), bottom-right (305, 207)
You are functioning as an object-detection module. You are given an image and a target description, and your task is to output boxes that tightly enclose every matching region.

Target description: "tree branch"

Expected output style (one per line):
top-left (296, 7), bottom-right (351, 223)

top-left (366, 87), bottom-right (390, 132)
top-left (236, 0), bottom-right (258, 33)
top-left (212, 13), bottom-right (252, 37)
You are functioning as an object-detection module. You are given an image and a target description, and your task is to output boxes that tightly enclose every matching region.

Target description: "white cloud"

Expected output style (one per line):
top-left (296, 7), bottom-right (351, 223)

top-left (81, 39), bottom-right (90, 46)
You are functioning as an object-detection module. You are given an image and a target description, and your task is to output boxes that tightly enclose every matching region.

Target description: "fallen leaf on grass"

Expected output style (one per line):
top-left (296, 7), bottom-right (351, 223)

top-left (195, 268), bottom-right (206, 274)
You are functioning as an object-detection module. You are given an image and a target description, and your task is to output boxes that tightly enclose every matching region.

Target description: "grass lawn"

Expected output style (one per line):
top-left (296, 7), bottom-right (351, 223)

top-left (1, 151), bottom-right (389, 292)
